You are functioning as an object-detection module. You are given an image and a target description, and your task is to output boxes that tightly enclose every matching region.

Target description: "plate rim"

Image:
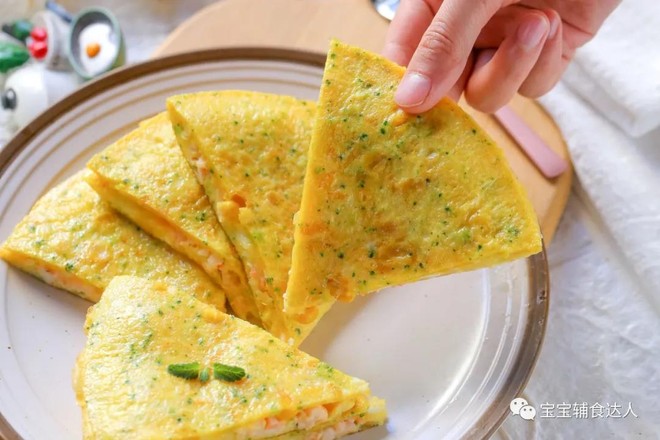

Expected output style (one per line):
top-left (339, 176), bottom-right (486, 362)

top-left (0, 47), bottom-right (550, 440)
top-left (478, 248), bottom-right (549, 439)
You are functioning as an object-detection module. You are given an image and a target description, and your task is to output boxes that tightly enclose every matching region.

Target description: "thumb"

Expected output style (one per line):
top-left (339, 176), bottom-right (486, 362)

top-left (395, 0), bottom-right (503, 113)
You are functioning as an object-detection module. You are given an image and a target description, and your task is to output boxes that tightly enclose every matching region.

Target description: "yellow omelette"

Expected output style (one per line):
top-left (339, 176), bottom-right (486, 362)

top-left (168, 91), bottom-right (314, 341)
top-left (0, 171), bottom-right (226, 309)
top-left (86, 112), bottom-right (259, 324)
top-left (284, 40), bottom-right (543, 343)
top-left (74, 276), bottom-right (386, 439)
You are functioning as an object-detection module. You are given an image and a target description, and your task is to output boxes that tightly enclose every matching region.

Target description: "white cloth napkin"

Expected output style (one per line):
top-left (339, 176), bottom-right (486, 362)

top-left (499, 89), bottom-right (660, 435)
top-left (500, 192), bottom-right (660, 439)
top-left (540, 83), bottom-right (660, 310)
top-left (562, 0), bottom-right (660, 137)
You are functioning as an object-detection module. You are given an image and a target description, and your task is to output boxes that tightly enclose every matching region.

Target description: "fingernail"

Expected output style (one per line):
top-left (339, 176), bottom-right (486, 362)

top-left (548, 16), bottom-right (559, 39)
top-left (395, 72), bottom-right (431, 107)
top-left (517, 16), bottom-right (548, 51)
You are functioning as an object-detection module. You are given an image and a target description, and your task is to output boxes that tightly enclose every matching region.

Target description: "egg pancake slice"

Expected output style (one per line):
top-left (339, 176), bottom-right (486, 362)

top-left (284, 40), bottom-right (543, 343)
top-left (0, 171), bottom-right (226, 309)
top-left (74, 276), bottom-right (386, 439)
top-left (168, 91), bottom-right (315, 341)
top-left (86, 112), bottom-right (259, 324)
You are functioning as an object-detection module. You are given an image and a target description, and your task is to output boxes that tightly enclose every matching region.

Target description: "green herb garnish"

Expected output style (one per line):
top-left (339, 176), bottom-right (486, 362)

top-left (167, 361), bottom-right (246, 383)
top-left (167, 362), bottom-right (201, 380)
top-left (213, 363), bottom-right (246, 382)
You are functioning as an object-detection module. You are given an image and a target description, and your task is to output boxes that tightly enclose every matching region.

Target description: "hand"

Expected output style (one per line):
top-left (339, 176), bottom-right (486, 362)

top-left (383, 0), bottom-right (620, 113)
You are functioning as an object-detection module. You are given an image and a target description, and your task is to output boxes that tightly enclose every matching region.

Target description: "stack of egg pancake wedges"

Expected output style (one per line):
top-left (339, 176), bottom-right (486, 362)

top-left (0, 41), bottom-right (541, 440)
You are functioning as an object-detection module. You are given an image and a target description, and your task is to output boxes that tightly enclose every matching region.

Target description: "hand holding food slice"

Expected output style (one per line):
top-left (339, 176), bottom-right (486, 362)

top-left (74, 276), bottom-right (386, 439)
top-left (86, 112), bottom-right (259, 324)
top-left (284, 40), bottom-right (543, 344)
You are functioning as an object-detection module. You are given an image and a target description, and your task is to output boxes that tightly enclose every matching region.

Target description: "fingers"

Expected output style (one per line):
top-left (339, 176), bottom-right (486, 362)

top-left (519, 9), bottom-right (564, 97)
top-left (394, 0), bottom-right (506, 113)
top-left (447, 52), bottom-right (475, 101)
top-left (383, 0), bottom-right (439, 66)
top-left (465, 10), bottom-right (550, 113)
top-left (384, 1), bottom-right (568, 113)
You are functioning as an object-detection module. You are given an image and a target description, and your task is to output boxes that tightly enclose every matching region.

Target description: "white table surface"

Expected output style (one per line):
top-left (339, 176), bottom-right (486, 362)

top-left (1, 1), bottom-right (658, 439)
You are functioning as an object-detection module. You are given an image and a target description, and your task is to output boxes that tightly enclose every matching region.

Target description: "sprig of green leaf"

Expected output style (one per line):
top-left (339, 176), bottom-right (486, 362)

top-left (167, 362), bottom-right (201, 380)
top-left (213, 363), bottom-right (246, 382)
top-left (167, 362), bottom-right (246, 383)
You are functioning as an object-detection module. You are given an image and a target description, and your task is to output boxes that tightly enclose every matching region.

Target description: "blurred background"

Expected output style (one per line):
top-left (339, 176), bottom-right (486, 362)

top-left (0, 0), bottom-right (217, 145)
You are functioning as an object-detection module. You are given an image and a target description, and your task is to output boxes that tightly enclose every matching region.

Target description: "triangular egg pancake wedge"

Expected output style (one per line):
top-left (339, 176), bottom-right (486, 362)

top-left (86, 112), bottom-right (259, 324)
top-left (167, 91), bottom-right (315, 341)
top-left (75, 276), bottom-right (386, 439)
top-left (284, 40), bottom-right (542, 343)
top-left (0, 171), bottom-right (225, 309)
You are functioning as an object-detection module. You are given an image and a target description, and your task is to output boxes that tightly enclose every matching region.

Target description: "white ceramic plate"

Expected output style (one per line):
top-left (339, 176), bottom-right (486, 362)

top-left (0, 49), bottom-right (548, 440)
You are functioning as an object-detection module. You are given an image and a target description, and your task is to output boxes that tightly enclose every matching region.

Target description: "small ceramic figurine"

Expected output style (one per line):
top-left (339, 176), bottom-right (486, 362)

top-left (29, 9), bottom-right (71, 70)
top-left (1, 63), bottom-right (80, 128)
top-left (0, 2), bottom-right (125, 129)
top-left (1, 19), bottom-right (34, 44)
top-left (0, 41), bottom-right (30, 74)
top-left (68, 8), bottom-right (125, 79)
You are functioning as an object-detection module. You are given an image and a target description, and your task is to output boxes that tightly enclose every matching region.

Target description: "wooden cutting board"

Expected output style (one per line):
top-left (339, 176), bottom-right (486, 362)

top-left (154, 0), bottom-right (571, 243)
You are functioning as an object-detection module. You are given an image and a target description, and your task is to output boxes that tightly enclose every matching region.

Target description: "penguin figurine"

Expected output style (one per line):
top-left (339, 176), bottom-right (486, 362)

top-left (1, 63), bottom-right (79, 128)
